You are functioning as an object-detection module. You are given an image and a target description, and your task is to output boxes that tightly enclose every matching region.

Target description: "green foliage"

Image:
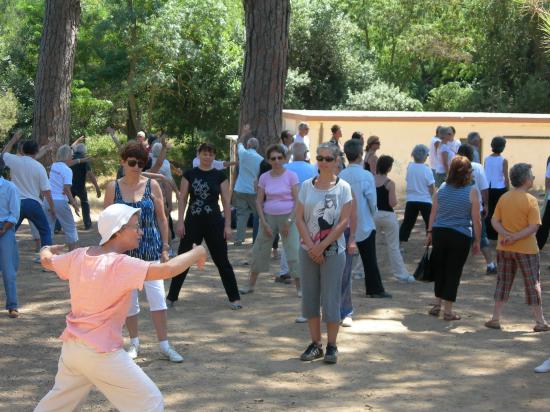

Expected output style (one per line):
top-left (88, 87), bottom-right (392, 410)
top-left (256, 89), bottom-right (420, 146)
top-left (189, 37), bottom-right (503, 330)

top-left (337, 82), bottom-right (423, 111)
top-left (70, 80), bottom-right (113, 137)
top-left (425, 82), bottom-right (476, 112)
top-left (85, 134), bottom-right (125, 177)
top-left (0, 89), bottom-right (18, 141)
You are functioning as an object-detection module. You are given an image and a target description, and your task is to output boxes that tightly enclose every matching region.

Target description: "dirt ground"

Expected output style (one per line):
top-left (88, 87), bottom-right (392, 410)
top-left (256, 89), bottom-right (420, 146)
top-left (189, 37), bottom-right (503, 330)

top-left (2, 202), bottom-right (550, 412)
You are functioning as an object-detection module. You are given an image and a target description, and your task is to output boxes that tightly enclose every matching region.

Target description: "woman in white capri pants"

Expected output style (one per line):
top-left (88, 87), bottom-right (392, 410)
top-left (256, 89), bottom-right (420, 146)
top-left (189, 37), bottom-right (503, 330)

top-left (296, 143), bottom-right (353, 364)
top-left (104, 141), bottom-right (182, 362)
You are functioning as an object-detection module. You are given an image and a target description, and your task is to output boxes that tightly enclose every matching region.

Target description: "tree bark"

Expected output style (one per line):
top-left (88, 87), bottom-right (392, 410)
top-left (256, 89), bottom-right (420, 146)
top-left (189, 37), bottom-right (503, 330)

top-left (32, 0), bottom-right (81, 146)
top-left (240, 0), bottom-right (290, 153)
top-left (126, 0), bottom-right (142, 138)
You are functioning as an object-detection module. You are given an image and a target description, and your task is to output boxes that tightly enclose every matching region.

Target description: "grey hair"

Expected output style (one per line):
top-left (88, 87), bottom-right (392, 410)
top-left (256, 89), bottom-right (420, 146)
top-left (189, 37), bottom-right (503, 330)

top-left (343, 139), bottom-right (363, 162)
top-left (74, 143), bottom-right (87, 154)
top-left (510, 163), bottom-right (532, 188)
top-left (151, 142), bottom-right (163, 158)
top-left (467, 132), bottom-right (480, 144)
top-left (247, 137), bottom-right (259, 149)
top-left (298, 122), bottom-right (309, 130)
top-left (411, 144), bottom-right (429, 163)
top-left (317, 142), bottom-right (340, 158)
top-left (291, 142), bottom-right (307, 159)
top-left (56, 144), bottom-right (73, 162)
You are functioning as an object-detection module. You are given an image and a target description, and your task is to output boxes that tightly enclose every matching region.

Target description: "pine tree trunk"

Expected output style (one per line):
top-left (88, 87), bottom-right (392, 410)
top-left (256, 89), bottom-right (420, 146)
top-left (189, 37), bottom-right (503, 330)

top-left (32, 0), bottom-right (81, 146)
top-left (240, 0), bottom-right (290, 153)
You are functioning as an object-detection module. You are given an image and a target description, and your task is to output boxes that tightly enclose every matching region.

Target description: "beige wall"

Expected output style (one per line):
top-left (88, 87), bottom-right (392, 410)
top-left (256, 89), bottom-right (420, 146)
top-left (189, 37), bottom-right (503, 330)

top-left (283, 110), bottom-right (550, 196)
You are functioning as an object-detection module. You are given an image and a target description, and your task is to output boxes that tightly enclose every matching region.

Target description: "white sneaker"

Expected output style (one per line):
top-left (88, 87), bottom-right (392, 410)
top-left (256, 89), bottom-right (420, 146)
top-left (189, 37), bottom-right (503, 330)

top-left (160, 346), bottom-right (183, 363)
top-left (534, 358), bottom-right (550, 373)
top-left (341, 317), bottom-right (353, 327)
top-left (297, 290), bottom-right (302, 298)
top-left (394, 274), bottom-right (415, 283)
top-left (127, 344), bottom-right (139, 359)
top-left (353, 272), bottom-right (364, 280)
top-left (295, 316), bottom-right (307, 323)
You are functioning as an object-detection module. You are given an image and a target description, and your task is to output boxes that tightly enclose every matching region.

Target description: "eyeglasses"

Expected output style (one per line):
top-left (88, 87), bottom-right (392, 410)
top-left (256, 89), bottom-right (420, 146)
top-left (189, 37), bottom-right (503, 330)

top-left (127, 159), bottom-right (145, 168)
top-left (122, 223), bottom-right (141, 231)
top-left (316, 155), bottom-right (335, 162)
top-left (269, 156), bottom-right (284, 161)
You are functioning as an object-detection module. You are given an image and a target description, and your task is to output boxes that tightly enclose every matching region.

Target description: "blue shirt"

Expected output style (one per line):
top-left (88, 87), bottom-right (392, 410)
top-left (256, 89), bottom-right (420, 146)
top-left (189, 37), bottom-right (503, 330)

top-left (234, 143), bottom-right (263, 194)
top-left (339, 164), bottom-right (377, 242)
top-left (433, 183), bottom-right (473, 237)
top-left (284, 161), bottom-right (317, 185)
top-left (0, 177), bottom-right (20, 225)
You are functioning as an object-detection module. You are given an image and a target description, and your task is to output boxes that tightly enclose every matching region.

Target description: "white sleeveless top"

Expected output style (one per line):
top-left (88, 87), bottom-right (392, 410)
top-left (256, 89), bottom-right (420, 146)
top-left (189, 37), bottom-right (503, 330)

top-left (429, 136), bottom-right (441, 170)
top-left (484, 155), bottom-right (506, 189)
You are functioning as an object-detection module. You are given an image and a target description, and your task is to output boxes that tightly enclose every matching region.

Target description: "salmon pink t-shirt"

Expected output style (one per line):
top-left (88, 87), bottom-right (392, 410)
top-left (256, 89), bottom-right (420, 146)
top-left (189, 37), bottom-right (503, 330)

top-left (51, 247), bottom-right (151, 353)
top-left (258, 170), bottom-right (299, 215)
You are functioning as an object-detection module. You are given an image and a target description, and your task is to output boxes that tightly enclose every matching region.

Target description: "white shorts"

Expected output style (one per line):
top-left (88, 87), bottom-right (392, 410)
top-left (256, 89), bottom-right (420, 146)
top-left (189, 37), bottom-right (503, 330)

top-left (128, 262), bottom-right (167, 316)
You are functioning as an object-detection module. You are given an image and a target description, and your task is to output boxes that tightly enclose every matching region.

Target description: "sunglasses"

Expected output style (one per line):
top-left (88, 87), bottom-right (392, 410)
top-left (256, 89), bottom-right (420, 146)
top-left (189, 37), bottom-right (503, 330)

top-left (316, 155), bottom-right (335, 162)
top-left (269, 156), bottom-right (284, 161)
top-left (127, 159), bottom-right (145, 168)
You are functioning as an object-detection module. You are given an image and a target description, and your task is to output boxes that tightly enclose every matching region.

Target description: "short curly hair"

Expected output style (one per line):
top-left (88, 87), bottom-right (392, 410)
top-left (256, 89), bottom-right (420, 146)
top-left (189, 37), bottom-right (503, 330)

top-left (509, 163), bottom-right (533, 188)
top-left (491, 136), bottom-right (506, 154)
top-left (446, 156), bottom-right (472, 187)
top-left (266, 144), bottom-right (286, 160)
top-left (120, 140), bottom-right (148, 163)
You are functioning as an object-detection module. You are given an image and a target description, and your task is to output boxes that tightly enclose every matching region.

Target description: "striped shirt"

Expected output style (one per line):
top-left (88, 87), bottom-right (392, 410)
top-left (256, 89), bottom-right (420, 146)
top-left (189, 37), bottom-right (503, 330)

top-left (433, 183), bottom-right (473, 237)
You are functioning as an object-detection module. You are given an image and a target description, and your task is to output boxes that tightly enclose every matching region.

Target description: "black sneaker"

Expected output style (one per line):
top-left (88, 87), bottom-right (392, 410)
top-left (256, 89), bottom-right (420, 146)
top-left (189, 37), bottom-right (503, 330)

top-left (486, 265), bottom-right (497, 275)
top-left (367, 292), bottom-right (392, 298)
top-left (300, 342), bottom-right (323, 361)
top-left (324, 344), bottom-right (338, 364)
top-left (275, 274), bottom-right (292, 284)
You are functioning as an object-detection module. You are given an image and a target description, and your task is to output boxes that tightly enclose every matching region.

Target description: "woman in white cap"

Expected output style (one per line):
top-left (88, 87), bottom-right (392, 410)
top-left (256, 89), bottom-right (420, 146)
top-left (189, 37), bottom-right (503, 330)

top-left (34, 204), bottom-right (206, 412)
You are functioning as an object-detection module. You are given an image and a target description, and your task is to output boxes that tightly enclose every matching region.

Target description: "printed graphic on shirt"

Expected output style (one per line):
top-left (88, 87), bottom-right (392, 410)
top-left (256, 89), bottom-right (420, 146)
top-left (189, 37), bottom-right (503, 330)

top-left (190, 178), bottom-right (213, 215)
top-left (309, 194), bottom-right (338, 255)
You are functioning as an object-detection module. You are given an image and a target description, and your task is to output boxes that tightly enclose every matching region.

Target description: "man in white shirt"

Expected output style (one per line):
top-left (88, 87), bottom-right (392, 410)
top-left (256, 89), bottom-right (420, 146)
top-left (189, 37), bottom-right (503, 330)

top-left (232, 131), bottom-right (263, 245)
top-left (293, 122), bottom-right (310, 161)
top-left (457, 144), bottom-right (496, 274)
top-left (429, 126), bottom-right (443, 177)
top-left (1, 132), bottom-right (55, 246)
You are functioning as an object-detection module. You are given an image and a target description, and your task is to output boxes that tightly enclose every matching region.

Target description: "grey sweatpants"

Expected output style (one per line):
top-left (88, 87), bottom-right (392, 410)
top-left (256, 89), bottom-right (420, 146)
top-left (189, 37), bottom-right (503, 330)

top-left (300, 248), bottom-right (345, 323)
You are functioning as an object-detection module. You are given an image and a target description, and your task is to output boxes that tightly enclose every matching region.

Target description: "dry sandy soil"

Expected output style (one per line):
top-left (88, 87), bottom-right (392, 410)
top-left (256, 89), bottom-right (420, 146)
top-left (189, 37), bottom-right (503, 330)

top-left (2, 204), bottom-right (550, 412)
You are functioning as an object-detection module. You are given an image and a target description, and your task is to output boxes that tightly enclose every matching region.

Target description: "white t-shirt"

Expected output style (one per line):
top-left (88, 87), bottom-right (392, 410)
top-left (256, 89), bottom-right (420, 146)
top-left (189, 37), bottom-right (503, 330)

top-left (471, 162), bottom-right (489, 211)
top-left (192, 157), bottom-right (225, 170)
top-left (406, 163), bottom-right (435, 203)
top-left (298, 177), bottom-right (352, 256)
top-left (49, 162), bottom-right (73, 201)
top-left (2, 152), bottom-right (50, 202)
top-left (436, 142), bottom-right (457, 174)
top-left (429, 136), bottom-right (441, 170)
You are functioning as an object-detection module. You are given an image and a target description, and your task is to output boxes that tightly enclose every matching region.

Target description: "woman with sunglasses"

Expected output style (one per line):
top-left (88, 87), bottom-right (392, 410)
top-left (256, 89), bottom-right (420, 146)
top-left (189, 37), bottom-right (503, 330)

top-left (363, 135), bottom-right (381, 173)
top-left (167, 143), bottom-right (242, 309)
top-left (296, 143), bottom-right (352, 364)
top-left (240, 144), bottom-right (300, 294)
top-left (104, 141), bottom-right (183, 362)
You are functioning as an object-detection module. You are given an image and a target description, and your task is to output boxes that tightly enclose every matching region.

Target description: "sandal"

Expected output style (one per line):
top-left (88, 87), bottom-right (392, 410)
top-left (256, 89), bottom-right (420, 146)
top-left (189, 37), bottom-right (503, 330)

top-left (8, 309), bottom-right (19, 318)
top-left (230, 302), bottom-right (243, 310)
top-left (239, 287), bottom-right (254, 295)
top-left (534, 323), bottom-right (550, 332)
top-left (484, 319), bottom-right (501, 330)
top-left (443, 312), bottom-right (461, 321)
top-left (428, 305), bottom-right (441, 317)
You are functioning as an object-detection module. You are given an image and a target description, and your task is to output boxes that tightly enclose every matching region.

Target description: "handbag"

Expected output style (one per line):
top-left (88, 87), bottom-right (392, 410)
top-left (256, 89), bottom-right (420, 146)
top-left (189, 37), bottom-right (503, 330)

top-left (413, 246), bottom-right (434, 282)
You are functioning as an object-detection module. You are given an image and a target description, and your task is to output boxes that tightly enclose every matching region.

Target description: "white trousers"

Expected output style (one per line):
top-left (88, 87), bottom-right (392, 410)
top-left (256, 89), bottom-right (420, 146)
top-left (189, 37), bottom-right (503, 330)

top-left (34, 340), bottom-right (163, 412)
top-left (374, 211), bottom-right (410, 277)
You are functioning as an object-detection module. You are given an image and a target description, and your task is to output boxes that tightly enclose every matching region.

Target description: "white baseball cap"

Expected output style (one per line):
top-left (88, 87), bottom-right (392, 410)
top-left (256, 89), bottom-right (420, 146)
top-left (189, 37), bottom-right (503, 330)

top-left (98, 204), bottom-right (141, 246)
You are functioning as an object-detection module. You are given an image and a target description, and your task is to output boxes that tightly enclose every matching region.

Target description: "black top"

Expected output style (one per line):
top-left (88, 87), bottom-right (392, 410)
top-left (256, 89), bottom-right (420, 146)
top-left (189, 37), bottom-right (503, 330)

top-left (71, 153), bottom-right (90, 191)
top-left (259, 159), bottom-right (271, 176)
top-left (376, 181), bottom-right (394, 212)
top-left (184, 167), bottom-right (227, 218)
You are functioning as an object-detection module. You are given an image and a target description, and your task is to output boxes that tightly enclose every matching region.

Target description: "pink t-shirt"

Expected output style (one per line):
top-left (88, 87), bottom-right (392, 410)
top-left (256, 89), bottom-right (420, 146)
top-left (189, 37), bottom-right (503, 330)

top-left (51, 248), bottom-right (151, 353)
top-left (258, 170), bottom-right (299, 215)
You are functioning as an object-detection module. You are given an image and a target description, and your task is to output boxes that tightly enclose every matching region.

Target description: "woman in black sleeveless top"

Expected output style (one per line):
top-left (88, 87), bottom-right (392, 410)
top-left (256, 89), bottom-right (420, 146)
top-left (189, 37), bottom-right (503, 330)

top-left (374, 156), bottom-right (413, 283)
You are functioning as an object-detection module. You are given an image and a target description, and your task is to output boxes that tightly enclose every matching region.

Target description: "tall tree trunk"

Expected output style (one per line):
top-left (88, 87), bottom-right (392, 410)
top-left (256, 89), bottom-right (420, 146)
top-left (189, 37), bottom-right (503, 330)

top-left (126, 0), bottom-right (141, 138)
top-left (239, 0), bottom-right (290, 153)
top-left (32, 0), bottom-right (81, 146)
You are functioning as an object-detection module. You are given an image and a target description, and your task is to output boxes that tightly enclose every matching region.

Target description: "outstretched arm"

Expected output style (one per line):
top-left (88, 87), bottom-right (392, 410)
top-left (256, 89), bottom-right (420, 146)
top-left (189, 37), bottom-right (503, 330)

top-left (2, 130), bottom-right (23, 154)
top-left (146, 245), bottom-right (206, 280)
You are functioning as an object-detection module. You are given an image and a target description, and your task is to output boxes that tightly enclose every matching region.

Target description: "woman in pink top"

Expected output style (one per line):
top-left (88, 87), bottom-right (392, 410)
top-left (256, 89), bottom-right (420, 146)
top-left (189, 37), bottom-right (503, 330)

top-left (240, 144), bottom-right (300, 294)
top-left (34, 204), bottom-right (206, 412)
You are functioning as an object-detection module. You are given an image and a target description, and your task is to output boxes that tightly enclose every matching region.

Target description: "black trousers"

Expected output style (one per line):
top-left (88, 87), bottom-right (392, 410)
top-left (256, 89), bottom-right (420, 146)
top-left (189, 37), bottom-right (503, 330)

top-left (485, 188), bottom-right (507, 240)
top-left (357, 230), bottom-right (385, 295)
top-left (71, 187), bottom-right (91, 228)
top-left (399, 201), bottom-right (431, 242)
top-left (536, 200), bottom-right (550, 250)
top-left (167, 215), bottom-right (240, 303)
top-left (431, 227), bottom-right (471, 302)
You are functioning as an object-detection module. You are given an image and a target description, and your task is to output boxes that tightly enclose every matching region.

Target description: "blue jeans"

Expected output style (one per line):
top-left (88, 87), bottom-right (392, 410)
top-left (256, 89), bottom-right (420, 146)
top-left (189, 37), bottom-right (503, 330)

top-left (340, 229), bottom-right (353, 319)
top-left (16, 199), bottom-right (52, 246)
top-left (0, 223), bottom-right (19, 310)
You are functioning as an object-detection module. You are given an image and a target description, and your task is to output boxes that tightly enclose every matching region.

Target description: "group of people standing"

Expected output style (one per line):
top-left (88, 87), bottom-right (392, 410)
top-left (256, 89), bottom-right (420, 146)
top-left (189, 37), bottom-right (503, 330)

top-left (3, 121), bottom-right (550, 411)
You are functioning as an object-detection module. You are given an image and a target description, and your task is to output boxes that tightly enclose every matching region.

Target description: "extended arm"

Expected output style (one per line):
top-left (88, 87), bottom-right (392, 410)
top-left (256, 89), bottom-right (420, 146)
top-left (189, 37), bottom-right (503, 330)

top-left (146, 245), bottom-right (206, 281)
top-left (2, 130), bottom-right (23, 154)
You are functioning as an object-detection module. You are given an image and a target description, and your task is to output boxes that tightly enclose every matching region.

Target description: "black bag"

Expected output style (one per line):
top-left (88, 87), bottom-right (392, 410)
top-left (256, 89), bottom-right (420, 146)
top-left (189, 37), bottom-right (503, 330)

top-left (414, 247), bottom-right (434, 282)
